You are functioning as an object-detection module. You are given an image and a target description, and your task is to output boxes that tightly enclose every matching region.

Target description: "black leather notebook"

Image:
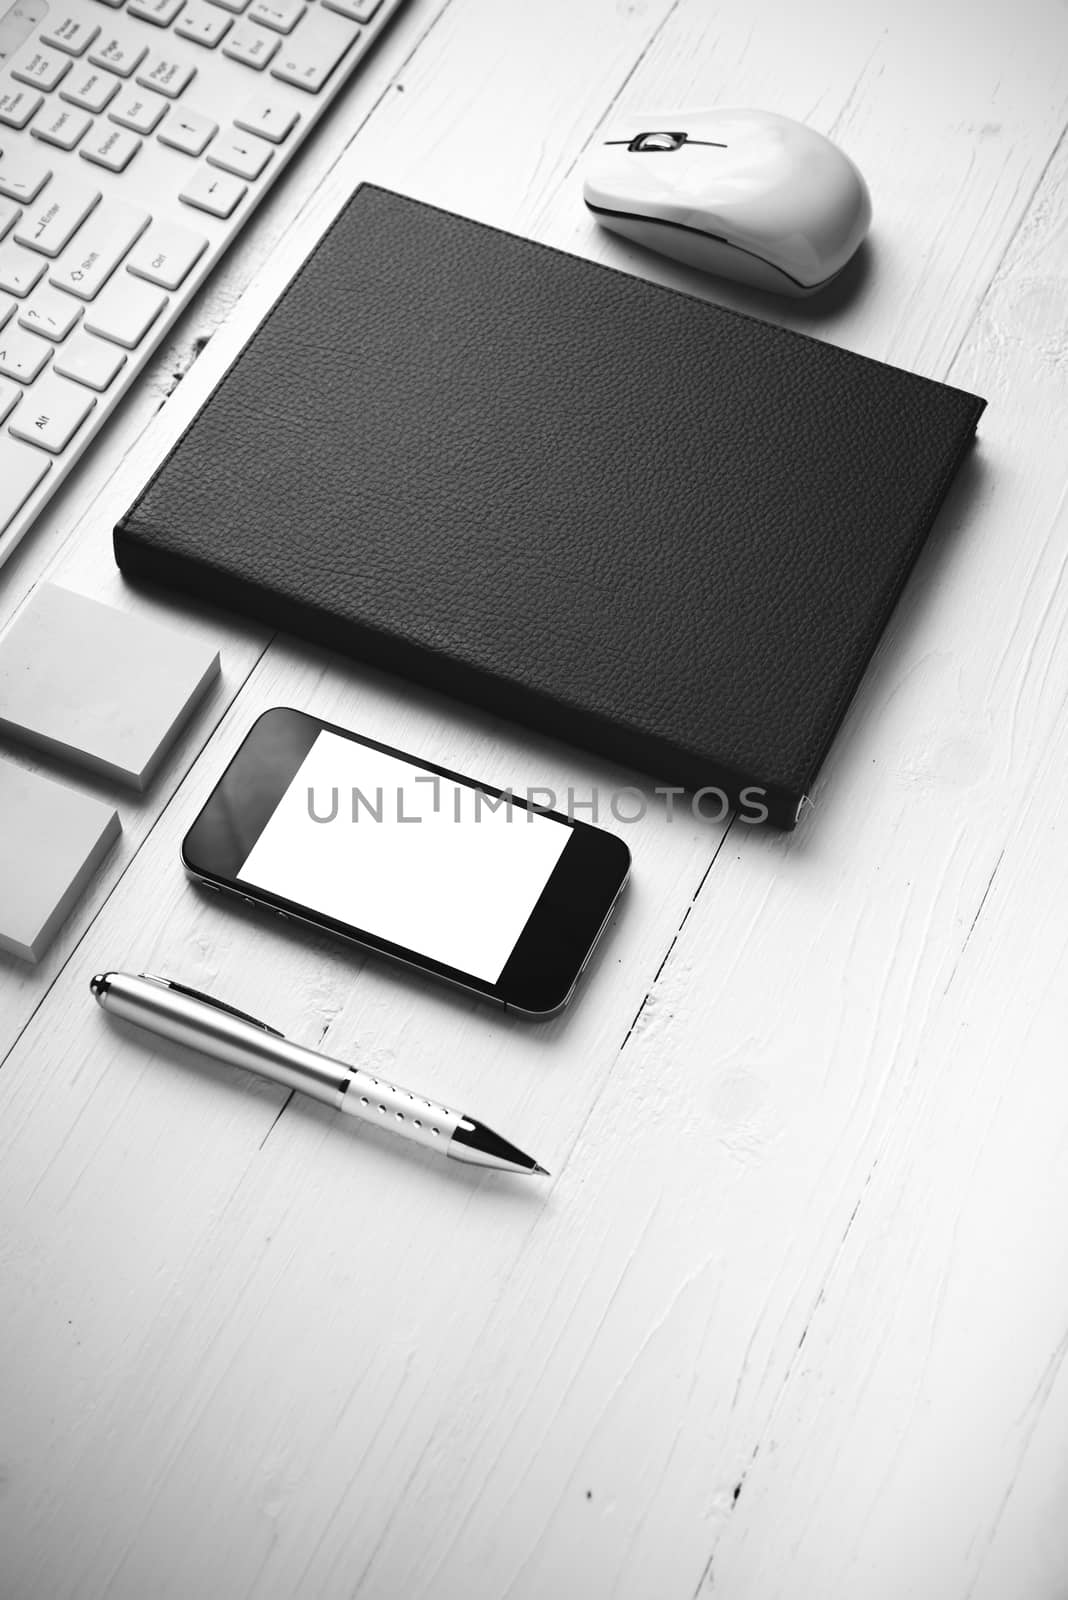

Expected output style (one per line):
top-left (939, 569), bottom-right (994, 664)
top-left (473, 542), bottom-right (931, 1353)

top-left (115, 183), bottom-right (985, 827)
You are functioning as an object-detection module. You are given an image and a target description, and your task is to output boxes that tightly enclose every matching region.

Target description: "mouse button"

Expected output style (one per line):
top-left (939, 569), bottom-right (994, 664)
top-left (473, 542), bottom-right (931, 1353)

top-left (583, 151), bottom-right (687, 216)
top-left (681, 106), bottom-right (769, 145)
top-left (742, 144), bottom-right (866, 249)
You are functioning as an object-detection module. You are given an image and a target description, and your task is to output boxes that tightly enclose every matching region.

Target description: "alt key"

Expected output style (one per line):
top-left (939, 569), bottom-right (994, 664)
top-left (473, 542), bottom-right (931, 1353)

top-left (8, 372), bottom-right (96, 453)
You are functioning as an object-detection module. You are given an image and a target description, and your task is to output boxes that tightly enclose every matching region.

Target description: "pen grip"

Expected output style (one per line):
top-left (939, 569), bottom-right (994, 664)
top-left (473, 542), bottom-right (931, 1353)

top-left (335, 1067), bottom-right (463, 1152)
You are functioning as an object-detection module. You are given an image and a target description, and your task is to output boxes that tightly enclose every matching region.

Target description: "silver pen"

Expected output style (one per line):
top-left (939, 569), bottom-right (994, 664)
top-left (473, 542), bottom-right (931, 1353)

top-left (90, 972), bottom-right (548, 1176)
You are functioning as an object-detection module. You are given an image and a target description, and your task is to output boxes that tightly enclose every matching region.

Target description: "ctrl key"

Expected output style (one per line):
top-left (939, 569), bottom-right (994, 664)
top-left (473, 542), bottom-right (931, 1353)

top-left (126, 220), bottom-right (207, 290)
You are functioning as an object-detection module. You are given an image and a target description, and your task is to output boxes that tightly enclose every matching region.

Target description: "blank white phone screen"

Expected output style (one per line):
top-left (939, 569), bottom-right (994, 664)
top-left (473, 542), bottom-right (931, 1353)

top-left (237, 731), bottom-right (572, 984)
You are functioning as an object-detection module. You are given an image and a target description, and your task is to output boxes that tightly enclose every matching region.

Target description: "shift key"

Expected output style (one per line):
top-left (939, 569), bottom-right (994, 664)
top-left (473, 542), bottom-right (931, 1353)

top-left (84, 274), bottom-right (167, 348)
top-left (49, 199), bottom-right (150, 299)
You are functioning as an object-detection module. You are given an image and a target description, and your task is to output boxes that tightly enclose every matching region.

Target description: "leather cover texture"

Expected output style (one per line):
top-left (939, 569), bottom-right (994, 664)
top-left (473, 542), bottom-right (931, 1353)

top-left (114, 184), bottom-right (986, 827)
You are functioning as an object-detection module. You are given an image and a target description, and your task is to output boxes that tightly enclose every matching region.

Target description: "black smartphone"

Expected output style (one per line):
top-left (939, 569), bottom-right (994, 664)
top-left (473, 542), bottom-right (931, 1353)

top-left (182, 708), bottom-right (631, 1017)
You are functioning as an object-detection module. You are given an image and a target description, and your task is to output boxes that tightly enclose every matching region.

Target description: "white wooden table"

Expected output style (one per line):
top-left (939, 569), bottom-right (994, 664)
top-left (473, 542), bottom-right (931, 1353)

top-left (3, 1), bottom-right (1068, 1594)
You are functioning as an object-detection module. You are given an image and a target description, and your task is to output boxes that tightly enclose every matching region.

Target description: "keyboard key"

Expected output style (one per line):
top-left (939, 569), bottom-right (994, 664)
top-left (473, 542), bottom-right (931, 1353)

top-left (233, 95), bottom-right (297, 142)
top-left (137, 55), bottom-right (197, 97)
top-left (53, 328), bottom-right (127, 389)
top-left (0, 200), bottom-right (19, 239)
top-left (17, 285), bottom-right (82, 341)
top-left (126, 220), bottom-right (207, 288)
top-left (11, 49), bottom-right (71, 93)
top-left (128, 0), bottom-right (186, 23)
top-left (40, 14), bottom-right (102, 56)
top-left (222, 21), bottom-right (278, 69)
top-left (49, 200), bottom-right (150, 299)
top-left (208, 0), bottom-right (250, 11)
top-left (31, 106), bottom-right (94, 150)
top-left (9, 372), bottom-right (95, 452)
top-left (109, 86), bottom-right (168, 132)
top-left (270, 9), bottom-right (357, 92)
top-left (15, 180), bottom-right (101, 260)
top-left (81, 124), bottom-right (142, 172)
top-left (0, 243), bottom-right (47, 295)
top-left (84, 275), bottom-right (167, 346)
top-left (0, 437), bottom-right (50, 536)
top-left (93, 0), bottom-right (126, 7)
top-left (0, 292), bottom-right (14, 327)
top-left (61, 66), bottom-right (121, 112)
top-left (321, 0), bottom-right (382, 18)
top-left (89, 32), bottom-right (148, 77)
top-left (0, 84), bottom-right (44, 129)
top-left (175, 2), bottom-right (232, 46)
top-left (0, 152), bottom-right (52, 203)
top-left (179, 166), bottom-right (246, 217)
top-left (0, 373), bottom-right (20, 420)
top-left (158, 108), bottom-right (217, 155)
top-left (207, 127), bottom-right (272, 179)
top-left (0, 324), bottom-right (52, 381)
top-left (249, 0), bottom-right (304, 31)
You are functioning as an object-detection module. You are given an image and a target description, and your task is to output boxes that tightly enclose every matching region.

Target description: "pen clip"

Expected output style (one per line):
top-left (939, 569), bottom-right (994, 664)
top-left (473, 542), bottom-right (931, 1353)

top-left (139, 975), bottom-right (286, 1038)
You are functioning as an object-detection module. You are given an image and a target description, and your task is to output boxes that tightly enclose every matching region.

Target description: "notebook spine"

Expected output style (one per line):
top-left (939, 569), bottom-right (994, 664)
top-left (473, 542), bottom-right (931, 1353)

top-left (113, 515), bottom-right (804, 830)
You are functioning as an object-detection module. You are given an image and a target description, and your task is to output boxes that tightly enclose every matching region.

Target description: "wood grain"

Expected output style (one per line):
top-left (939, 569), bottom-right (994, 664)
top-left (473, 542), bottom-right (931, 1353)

top-left (2, 0), bottom-right (1067, 1595)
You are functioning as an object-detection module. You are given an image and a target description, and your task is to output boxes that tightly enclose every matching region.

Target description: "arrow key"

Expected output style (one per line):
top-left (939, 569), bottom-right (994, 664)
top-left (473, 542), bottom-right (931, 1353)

top-left (158, 108), bottom-right (218, 155)
top-left (206, 127), bottom-right (272, 179)
top-left (179, 166), bottom-right (246, 217)
top-left (233, 95), bottom-right (297, 143)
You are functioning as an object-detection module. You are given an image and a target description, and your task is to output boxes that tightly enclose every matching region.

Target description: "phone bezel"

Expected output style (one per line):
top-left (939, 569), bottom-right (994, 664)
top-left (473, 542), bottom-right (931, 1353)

top-left (181, 707), bottom-right (630, 1016)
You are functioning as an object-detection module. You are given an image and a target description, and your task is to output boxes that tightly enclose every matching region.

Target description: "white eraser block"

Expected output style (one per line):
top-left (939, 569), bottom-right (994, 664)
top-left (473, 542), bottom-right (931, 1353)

top-left (0, 759), bottom-right (121, 963)
top-left (0, 583), bottom-right (220, 790)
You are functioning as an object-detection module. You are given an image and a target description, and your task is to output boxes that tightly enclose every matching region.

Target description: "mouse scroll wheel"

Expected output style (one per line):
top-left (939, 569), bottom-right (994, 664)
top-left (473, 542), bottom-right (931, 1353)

top-left (629, 131), bottom-right (687, 153)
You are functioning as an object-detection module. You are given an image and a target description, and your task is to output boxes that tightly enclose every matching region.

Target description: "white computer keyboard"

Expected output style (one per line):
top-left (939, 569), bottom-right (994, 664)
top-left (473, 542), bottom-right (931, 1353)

top-left (0, 0), bottom-right (407, 565)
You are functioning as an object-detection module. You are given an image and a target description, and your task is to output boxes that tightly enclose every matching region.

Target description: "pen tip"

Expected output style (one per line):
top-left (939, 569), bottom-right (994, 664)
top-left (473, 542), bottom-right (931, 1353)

top-left (532, 1164), bottom-right (550, 1176)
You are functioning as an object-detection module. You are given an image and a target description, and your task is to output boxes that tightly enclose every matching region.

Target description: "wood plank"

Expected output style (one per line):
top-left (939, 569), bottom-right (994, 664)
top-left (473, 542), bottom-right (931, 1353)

top-left (705, 124), bottom-right (1068, 1600)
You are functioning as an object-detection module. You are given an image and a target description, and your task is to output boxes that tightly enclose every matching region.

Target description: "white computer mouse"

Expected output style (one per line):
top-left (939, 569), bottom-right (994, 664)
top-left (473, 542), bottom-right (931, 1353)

top-left (582, 108), bottom-right (872, 296)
